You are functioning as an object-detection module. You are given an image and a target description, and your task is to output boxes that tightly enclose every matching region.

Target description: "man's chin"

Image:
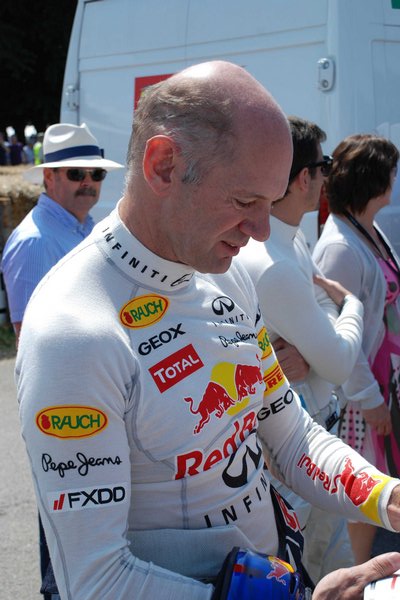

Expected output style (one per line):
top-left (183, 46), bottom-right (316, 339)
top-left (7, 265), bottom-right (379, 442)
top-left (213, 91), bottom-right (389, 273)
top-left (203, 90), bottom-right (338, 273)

top-left (197, 257), bottom-right (233, 275)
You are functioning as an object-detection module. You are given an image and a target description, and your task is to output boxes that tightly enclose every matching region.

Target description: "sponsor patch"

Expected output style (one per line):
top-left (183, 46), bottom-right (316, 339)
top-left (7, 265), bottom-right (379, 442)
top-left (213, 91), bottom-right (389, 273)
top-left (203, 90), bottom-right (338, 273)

top-left (41, 452), bottom-right (122, 478)
top-left (297, 454), bottom-right (390, 524)
top-left (120, 294), bottom-right (169, 328)
top-left (263, 361), bottom-right (285, 394)
top-left (175, 411), bottom-right (257, 479)
top-left (138, 323), bottom-right (185, 355)
top-left (149, 344), bottom-right (204, 392)
top-left (257, 327), bottom-right (272, 359)
top-left (184, 358), bottom-right (263, 434)
top-left (48, 483), bottom-right (128, 512)
top-left (36, 406), bottom-right (108, 439)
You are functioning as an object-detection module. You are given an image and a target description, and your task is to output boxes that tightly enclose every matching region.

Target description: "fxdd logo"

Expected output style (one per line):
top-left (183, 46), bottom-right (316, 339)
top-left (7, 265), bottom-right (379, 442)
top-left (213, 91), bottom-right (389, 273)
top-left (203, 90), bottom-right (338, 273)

top-left (36, 406), bottom-right (108, 439)
top-left (49, 483), bottom-right (128, 512)
top-left (212, 296), bottom-right (235, 316)
top-left (120, 294), bottom-right (169, 328)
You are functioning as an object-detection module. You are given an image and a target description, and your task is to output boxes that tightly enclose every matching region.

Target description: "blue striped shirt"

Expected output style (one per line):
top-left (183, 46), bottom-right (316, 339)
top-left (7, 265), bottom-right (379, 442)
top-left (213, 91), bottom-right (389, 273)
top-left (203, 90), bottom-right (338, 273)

top-left (1, 193), bottom-right (94, 323)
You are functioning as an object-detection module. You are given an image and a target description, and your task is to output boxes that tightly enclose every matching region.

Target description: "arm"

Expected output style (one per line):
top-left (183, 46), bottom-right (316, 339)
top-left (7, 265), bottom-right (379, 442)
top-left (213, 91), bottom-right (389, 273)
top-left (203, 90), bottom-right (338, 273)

top-left (256, 259), bottom-right (363, 385)
top-left (17, 325), bottom-right (213, 600)
top-left (314, 241), bottom-right (388, 418)
top-left (256, 332), bottom-right (399, 530)
top-left (274, 276), bottom-right (358, 382)
top-left (2, 236), bottom-right (56, 324)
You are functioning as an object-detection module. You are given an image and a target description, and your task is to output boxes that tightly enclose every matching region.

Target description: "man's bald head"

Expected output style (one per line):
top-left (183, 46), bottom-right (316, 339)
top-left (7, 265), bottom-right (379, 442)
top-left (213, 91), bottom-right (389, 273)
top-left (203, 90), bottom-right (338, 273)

top-left (126, 60), bottom-right (290, 189)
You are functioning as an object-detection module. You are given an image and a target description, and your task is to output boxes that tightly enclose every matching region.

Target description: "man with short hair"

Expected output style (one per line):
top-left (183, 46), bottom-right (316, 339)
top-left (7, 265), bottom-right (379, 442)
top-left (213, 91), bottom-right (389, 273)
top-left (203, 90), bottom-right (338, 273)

top-left (1, 122), bottom-right (123, 600)
top-left (15, 64), bottom-right (400, 599)
top-left (1, 122), bottom-right (123, 342)
top-left (238, 116), bottom-right (392, 582)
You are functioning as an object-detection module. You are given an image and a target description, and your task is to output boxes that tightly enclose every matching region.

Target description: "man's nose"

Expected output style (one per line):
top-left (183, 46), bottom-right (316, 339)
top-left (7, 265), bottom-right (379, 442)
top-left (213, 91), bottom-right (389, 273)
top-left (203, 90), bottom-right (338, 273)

top-left (239, 208), bottom-right (270, 242)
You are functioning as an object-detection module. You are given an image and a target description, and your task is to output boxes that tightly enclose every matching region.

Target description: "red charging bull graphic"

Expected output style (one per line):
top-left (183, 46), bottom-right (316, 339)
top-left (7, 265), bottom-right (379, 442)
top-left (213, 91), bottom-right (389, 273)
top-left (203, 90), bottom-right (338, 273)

top-left (184, 358), bottom-right (263, 434)
top-left (340, 457), bottom-right (382, 506)
top-left (266, 556), bottom-right (294, 586)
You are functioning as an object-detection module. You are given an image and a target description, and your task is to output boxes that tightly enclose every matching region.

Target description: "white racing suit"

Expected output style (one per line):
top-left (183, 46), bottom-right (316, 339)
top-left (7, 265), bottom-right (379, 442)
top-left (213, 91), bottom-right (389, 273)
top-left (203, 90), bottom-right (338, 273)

top-left (16, 207), bottom-right (400, 599)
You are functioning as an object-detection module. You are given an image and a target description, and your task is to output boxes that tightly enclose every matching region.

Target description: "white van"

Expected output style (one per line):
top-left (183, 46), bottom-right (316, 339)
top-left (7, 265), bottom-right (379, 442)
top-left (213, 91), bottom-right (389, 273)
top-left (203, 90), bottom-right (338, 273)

top-left (61, 0), bottom-right (400, 252)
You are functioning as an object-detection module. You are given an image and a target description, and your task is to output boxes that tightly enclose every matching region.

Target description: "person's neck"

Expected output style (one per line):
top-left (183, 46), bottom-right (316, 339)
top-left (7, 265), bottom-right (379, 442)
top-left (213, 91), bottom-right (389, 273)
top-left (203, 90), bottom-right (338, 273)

top-left (271, 197), bottom-right (302, 227)
top-left (345, 206), bottom-right (375, 236)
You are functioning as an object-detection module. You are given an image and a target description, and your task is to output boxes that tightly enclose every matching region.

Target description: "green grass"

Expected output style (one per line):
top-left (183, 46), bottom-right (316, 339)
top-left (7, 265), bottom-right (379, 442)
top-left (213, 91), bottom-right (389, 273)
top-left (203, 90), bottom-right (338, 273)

top-left (0, 323), bottom-right (16, 358)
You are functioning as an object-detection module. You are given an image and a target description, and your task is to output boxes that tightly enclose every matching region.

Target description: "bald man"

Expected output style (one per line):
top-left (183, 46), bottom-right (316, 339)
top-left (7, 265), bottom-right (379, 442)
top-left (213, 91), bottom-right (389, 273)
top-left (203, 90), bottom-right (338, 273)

top-left (16, 61), bottom-right (400, 600)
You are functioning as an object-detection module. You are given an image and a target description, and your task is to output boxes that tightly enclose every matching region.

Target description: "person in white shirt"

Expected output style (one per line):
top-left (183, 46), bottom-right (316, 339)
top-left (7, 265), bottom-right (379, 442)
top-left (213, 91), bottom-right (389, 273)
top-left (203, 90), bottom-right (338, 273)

top-left (15, 64), bottom-right (400, 600)
top-left (239, 116), bottom-right (365, 583)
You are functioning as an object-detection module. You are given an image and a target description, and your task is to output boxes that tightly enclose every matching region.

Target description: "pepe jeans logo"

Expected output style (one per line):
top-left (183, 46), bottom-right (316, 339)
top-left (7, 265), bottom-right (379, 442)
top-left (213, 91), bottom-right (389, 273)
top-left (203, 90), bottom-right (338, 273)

top-left (36, 406), bottom-right (108, 439)
top-left (120, 294), bottom-right (169, 328)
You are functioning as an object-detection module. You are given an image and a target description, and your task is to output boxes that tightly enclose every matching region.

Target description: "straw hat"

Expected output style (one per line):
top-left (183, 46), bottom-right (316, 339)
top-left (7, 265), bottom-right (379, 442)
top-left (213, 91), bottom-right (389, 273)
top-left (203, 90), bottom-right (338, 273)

top-left (24, 122), bottom-right (123, 183)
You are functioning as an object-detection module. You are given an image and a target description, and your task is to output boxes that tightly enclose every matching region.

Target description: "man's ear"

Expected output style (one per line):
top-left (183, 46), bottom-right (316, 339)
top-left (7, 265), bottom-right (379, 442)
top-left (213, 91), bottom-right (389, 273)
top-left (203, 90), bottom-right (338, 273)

top-left (43, 167), bottom-right (54, 190)
top-left (293, 167), bottom-right (310, 192)
top-left (43, 167), bottom-right (52, 185)
top-left (143, 135), bottom-right (178, 194)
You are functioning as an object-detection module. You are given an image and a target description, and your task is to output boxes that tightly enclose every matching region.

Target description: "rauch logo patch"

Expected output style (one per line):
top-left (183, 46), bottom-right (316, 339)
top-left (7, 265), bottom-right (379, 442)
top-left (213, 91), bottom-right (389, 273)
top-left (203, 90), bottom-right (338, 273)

top-left (36, 406), bottom-right (108, 439)
top-left (120, 294), bottom-right (169, 328)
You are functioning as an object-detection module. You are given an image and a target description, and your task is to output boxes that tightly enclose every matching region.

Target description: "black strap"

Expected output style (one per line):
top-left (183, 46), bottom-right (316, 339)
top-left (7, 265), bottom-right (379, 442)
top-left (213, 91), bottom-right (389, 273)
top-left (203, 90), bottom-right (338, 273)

top-left (343, 210), bottom-right (400, 278)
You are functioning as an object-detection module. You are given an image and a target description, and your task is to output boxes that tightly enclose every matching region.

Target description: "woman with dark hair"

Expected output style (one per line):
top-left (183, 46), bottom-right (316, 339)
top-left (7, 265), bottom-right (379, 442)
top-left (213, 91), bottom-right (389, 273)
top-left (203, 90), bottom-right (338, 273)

top-left (313, 133), bottom-right (400, 565)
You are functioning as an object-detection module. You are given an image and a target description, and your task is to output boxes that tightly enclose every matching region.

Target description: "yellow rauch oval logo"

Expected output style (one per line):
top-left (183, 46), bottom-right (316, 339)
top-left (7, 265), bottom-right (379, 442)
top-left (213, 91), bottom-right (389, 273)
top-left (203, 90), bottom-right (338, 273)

top-left (120, 294), bottom-right (169, 328)
top-left (36, 406), bottom-right (108, 439)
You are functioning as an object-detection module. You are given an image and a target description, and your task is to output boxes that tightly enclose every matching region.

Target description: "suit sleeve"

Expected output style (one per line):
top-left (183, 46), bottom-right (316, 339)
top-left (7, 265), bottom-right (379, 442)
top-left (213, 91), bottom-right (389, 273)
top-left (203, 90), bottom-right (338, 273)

top-left (255, 258), bottom-right (363, 385)
top-left (256, 324), bottom-right (400, 531)
top-left (17, 320), bottom-right (213, 600)
top-left (313, 241), bottom-right (384, 409)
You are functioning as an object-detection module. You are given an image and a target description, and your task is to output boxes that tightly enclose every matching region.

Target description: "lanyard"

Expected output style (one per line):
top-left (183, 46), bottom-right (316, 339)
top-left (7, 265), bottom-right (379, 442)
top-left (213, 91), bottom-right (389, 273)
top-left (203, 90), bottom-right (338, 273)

top-left (342, 210), bottom-right (400, 278)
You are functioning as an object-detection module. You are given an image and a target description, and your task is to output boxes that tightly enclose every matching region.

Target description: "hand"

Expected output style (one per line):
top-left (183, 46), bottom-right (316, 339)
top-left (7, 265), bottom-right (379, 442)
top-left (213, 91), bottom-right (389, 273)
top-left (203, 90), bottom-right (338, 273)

top-left (313, 552), bottom-right (400, 599)
top-left (273, 337), bottom-right (310, 381)
top-left (313, 274), bottom-right (352, 308)
top-left (362, 403), bottom-right (392, 436)
top-left (386, 485), bottom-right (400, 531)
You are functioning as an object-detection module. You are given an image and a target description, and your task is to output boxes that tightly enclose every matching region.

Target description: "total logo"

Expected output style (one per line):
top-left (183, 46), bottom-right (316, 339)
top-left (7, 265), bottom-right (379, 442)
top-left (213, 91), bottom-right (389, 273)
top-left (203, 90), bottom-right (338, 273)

top-left (149, 344), bottom-right (204, 392)
top-left (184, 357), bottom-right (264, 434)
top-left (120, 294), bottom-right (169, 329)
top-left (36, 405), bottom-right (108, 439)
top-left (48, 483), bottom-right (128, 512)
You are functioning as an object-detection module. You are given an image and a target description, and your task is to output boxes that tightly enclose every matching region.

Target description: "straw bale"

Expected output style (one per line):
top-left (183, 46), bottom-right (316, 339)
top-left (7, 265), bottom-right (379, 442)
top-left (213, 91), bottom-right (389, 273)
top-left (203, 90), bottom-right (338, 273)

top-left (0, 165), bottom-right (42, 251)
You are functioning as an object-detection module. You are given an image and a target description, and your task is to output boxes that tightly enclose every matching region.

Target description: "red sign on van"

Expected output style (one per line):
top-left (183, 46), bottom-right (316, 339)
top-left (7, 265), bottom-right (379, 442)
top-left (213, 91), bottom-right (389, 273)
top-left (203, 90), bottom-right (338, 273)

top-left (134, 74), bottom-right (173, 109)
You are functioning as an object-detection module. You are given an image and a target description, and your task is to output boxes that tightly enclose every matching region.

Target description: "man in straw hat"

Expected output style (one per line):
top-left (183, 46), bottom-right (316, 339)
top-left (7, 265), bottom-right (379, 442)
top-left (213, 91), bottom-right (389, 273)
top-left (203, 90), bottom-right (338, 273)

top-left (1, 122), bottom-right (123, 342)
top-left (14, 62), bottom-right (400, 599)
top-left (1, 122), bottom-right (122, 600)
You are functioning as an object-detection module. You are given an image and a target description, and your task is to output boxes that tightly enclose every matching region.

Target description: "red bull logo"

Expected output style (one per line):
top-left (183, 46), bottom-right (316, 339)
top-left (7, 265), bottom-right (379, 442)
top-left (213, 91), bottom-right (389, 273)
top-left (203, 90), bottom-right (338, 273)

top-left (297, 453), bottom-right (390, 524)
top-left (340, 457), bottom-right (381, 506)
top-left (339, 457), bottom-right (393, 523)
top-left (120, 294), bottom-right (169, 328)
top-left (266, 556), bottom-right (294, 586)
top-left (184, 358), bottom-right (263, 434)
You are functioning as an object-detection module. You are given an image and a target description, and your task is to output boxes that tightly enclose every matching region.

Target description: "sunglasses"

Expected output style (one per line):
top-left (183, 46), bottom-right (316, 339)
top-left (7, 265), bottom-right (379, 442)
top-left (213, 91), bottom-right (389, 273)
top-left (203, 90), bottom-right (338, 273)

top-left (306, 155), bottom-right (333, 177)
top-left (63, 168), bottom-right (107, 182)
